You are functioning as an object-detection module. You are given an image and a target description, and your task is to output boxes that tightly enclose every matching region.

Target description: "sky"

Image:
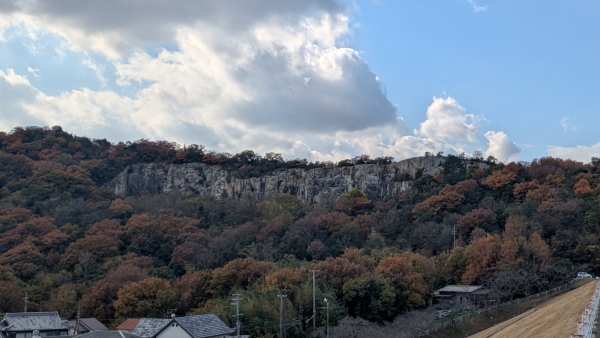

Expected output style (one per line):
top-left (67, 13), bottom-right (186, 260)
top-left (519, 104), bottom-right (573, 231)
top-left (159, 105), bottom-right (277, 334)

top-left (0, 0), bottom-right (599, 164)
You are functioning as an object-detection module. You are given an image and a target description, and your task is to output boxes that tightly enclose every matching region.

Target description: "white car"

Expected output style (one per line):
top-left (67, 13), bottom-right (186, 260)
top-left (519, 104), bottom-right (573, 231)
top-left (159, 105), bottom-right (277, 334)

top-left (577, 272), bottom-right (593, 279)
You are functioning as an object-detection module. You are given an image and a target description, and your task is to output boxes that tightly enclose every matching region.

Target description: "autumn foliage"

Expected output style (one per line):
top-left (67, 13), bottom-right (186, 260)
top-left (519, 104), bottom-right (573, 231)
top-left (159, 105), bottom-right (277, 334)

top-left (0, 126), bottom-right (597, 336)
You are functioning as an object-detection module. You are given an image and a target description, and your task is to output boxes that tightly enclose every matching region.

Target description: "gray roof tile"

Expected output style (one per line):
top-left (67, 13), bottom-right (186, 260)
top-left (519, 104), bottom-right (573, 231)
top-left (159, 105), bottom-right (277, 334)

top-left (131, 318), bottom-right (170, 337)
top-left (175, 314), bottom-right (234, 338)
top-left (0, 312), bottom-right (70, 331)
top-left (68, 318), bottom-right (108, 332)
top-left (74, 331), bottom-right (143, 338)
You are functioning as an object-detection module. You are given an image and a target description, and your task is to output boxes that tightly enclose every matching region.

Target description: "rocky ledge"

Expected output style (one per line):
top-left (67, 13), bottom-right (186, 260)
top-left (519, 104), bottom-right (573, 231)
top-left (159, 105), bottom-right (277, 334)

top-left (107, 156), bottom-right (459, 203)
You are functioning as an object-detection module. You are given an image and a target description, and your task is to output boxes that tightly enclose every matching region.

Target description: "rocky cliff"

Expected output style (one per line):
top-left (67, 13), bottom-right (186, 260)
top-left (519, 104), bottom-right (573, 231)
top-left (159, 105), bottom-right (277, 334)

top-left (107, 156), bottom-right (460, 203)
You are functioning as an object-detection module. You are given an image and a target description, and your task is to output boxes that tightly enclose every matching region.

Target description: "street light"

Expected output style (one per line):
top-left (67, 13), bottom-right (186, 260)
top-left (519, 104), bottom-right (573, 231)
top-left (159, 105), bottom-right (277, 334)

top-left (323, 298), bottom-right (329, 338)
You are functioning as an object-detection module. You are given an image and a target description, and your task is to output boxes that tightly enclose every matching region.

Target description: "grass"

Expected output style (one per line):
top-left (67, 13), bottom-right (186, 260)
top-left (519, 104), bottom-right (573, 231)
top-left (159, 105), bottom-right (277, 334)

top-left (426, 279), bottom-right (595, 338)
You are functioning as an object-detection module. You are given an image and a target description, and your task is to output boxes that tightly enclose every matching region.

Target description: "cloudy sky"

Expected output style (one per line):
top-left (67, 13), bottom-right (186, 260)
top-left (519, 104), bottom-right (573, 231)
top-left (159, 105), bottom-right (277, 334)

top-left (0, 0), bottom-right (598, 163)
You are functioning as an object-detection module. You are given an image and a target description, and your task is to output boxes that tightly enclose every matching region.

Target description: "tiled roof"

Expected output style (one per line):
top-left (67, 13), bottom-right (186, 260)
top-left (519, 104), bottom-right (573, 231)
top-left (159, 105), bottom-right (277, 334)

top-left (131, 318), bottom-right (170, 337)
top-left (116, 319), bottom-right (140, 331)
top-left (175, 314), bottom-right (234, 338)
top-left (68, 318), bottom-right (108, 331)
top-left (437, 285), bottom-right (483, 293)
top-left (0, 312), bottom-right (70, 331)
top-left (74, 331), bottom-right (143, 338)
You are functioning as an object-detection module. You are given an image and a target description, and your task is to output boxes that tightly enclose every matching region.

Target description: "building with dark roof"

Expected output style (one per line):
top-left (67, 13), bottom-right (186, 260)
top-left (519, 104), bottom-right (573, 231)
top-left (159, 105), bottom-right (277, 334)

top-left (74, 331), bottom-right (143, 338)
top-left (132, 314), bottom-right (233, 338)
top-left (433, 285), bottom-right (496, 309)
top-left (68, 318), bottom-right (108, 335)
top-left (130, 319), bottom-right (171, 338)
top-left (0, 312), bottom-right (70, 338)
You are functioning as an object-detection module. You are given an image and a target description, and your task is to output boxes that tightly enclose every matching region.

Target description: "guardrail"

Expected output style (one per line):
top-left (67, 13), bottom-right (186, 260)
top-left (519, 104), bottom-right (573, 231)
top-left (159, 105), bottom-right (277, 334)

top-left (571, 280), bottom-right (600, 338)
top-left (418, 278), bottom-right (585, 337)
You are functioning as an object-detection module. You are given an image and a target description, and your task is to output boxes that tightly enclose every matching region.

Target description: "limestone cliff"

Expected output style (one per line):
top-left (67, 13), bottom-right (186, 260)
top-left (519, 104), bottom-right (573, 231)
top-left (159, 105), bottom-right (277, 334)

top-left (107, 156), bottom-right (471, 202)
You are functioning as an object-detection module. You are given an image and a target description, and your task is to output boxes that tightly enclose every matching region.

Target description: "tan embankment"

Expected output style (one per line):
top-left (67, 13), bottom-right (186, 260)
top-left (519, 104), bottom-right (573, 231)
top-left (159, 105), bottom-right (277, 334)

top-left (467, 279), bottom-right (599, 338)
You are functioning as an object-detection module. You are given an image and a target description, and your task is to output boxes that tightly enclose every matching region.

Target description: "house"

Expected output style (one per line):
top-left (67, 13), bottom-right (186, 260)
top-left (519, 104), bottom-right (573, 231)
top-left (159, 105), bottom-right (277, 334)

top-left (132, 314), bottom-right (234, 338)
top-left (433, 285), bottom-right (495, 309)
top-left (0, 312), bottom-right (70, 338)
top-left (115, 319), bottom-right (140, 333)
top-left (74, 331), bottom-right (142, 338)
top-left (68, 318), bottom-right (108, 335)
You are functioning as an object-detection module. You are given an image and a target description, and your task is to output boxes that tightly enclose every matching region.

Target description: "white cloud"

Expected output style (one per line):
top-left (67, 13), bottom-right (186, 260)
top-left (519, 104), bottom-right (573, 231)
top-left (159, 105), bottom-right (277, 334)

top-left (463, 0), bottom-right (488, 12)
top-left (0, 68), bottom-right (140, 140)
top-left (0, 65), bottom-right (487, 161)
top-left (0, 9), bottom-right (399, 156)
top-left (484, 131), bottom-right (520, 163)
top-left (416, 96), bottom-right (483, 142)
top-left (82, 58), bottom-right (107, 87)
top-left (0, 0), bottom-right (345, 58)
top-left (560, 116), bottom-right (579, 132)
top-left (26, 67), bottom-right (39, 78)
top-left (0, 1), bottom-right (517, 162)
top-left (547, 143), bottom-right (600, 163)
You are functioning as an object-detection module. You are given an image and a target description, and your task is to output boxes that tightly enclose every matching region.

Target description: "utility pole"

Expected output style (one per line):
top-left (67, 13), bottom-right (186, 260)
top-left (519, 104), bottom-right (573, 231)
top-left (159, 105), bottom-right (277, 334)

top-left (324, 298), bottom-right (329, 338)
top-left (277, 294), bottom-right (287, 338)
top-left (75, 301), bottom-right (81, 334)
top-left (23, 292), bottom-right (28, 312)
top-left (231, 294), bottom-right (243, 338)
top-left (309, 270), bottom-right (319, 329)
top-left (452, 225), bottom-right (457, 247)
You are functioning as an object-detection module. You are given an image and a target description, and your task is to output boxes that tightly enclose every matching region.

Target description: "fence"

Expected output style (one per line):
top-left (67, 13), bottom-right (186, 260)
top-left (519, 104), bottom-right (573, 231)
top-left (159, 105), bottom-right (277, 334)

top-left (571, 280), bottom-right (600, 338)
top-left (418, 278), bottom-right (584, 337)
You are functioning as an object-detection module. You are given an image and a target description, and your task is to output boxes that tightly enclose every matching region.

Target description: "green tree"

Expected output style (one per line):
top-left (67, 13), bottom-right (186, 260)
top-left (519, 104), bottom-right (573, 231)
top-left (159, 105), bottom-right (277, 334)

top-left (114, 277), bottom-right (180, 318)
top-left (442, 155), bottom-right (467, 185)
top-left (342, 274), bottom-right (396, 323)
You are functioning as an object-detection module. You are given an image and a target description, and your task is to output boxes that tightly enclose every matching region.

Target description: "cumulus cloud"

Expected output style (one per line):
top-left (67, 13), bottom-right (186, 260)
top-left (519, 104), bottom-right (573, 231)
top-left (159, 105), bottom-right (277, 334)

top-left (0, 69), bottom-right (45, 131)
top-left (484, 131), bottom-right (520, 163)
top-left (0, 0), bottom-right (343, 57)
top-left (0, 68), bottom-right (141, 140)
top-left (416, 96), bottom-right (483, 142)
top-left (547, 144), bottom-right (600, 163)
top-left (0, 1), bottom-right (514, 162)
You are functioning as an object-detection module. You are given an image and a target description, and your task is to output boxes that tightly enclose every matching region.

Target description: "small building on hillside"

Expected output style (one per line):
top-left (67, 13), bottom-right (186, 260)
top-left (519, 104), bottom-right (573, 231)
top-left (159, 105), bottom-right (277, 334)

top-left (68, 318), bottom-right (108, 335)
top-left (116, 319), bottom-right (141, 333)
top-left (0, 312), bottom-right (70, 338)
top-left (434, 285), bottom-right (495, 309)
top-left (132, 314), bottom-right (233, 338)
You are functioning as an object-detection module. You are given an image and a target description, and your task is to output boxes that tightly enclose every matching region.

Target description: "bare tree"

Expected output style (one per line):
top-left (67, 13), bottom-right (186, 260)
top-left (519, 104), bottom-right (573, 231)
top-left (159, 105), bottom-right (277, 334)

top-left (482, 263), bottom-right (574, 302)
top-left (318, 311), bottom-right (436, 338)
top-left (78, 251), bottom-right (96, 280)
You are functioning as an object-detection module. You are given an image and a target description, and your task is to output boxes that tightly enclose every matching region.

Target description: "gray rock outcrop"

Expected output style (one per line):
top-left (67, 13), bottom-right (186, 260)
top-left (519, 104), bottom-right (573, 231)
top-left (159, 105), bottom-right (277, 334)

top-left (107, 156), bottom-right (464, 202)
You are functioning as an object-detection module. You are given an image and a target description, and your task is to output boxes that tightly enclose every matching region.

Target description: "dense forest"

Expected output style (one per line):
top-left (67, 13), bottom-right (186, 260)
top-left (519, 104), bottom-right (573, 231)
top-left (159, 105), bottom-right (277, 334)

top-left (0, 126), bottom-right (598, 337)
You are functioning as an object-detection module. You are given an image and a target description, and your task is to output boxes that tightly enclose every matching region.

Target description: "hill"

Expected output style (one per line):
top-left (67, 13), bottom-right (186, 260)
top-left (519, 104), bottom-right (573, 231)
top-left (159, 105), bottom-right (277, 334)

top-left (0, 126), bottom-right (599, 337)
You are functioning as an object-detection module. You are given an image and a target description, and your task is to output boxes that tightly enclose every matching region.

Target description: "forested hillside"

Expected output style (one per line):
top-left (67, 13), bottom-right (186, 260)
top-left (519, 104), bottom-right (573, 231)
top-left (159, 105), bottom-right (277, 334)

top-left (0, 126), bottom-right (598, 337)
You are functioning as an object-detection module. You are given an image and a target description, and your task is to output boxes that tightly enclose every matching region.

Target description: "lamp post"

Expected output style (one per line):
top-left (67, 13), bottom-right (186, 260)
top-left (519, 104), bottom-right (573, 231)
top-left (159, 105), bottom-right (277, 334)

top-left (323, 298), bottom-right (329, 338)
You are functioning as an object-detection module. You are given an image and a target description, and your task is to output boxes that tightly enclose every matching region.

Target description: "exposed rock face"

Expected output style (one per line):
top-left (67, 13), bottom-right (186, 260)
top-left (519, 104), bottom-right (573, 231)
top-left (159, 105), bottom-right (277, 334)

top-left (107, 156), bottom-right (456, 202)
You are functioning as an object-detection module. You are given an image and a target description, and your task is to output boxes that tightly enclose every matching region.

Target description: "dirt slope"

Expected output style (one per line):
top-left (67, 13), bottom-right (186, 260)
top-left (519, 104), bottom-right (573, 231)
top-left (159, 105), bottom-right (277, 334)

top-left (467, 280), bottom-right (599, 338)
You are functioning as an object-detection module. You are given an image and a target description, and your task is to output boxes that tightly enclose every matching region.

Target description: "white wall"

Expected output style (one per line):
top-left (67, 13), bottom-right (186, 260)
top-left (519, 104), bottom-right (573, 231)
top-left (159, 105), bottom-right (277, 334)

top-left (156, 323), bottom-right (192, 338)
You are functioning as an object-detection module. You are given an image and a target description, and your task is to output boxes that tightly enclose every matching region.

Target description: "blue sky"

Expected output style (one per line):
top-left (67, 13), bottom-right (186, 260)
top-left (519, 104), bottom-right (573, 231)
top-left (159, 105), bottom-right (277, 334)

top-left (0, 0), bottom-right (598, 163)
top-left (351, 0), bottom-right (600, 161)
